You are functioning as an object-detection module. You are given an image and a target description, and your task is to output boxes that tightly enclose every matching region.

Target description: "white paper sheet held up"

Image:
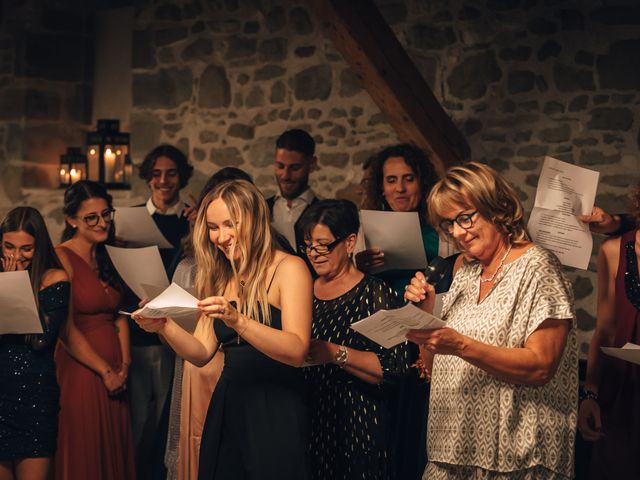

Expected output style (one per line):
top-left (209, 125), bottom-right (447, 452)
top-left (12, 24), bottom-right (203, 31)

top-left (106, 245), bottom-right (169, 300)
top-left (601, 342), bottom-right (640, 366)
top-left (0, 271), bottom-right (43, 334)
top-left (360, 210), bottom-right (428, 273)
top-left (350, 303), bottom-right (445, 349)
top-left (132, 283), bottom-right (201, 332)
top-left (114, 207), bottom-right (173, 249)
top-left (527, 156), bottom-right (599, 269)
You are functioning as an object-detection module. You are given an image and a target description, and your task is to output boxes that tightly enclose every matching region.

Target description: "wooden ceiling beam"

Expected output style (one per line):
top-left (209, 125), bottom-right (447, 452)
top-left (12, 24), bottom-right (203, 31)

top-left (307, 0), bottom-right (470, 175)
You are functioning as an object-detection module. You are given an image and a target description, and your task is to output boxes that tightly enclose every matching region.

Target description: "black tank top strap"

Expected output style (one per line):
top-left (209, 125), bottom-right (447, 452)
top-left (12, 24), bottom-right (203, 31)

top-left (267, 257), bottom-right (287, 293)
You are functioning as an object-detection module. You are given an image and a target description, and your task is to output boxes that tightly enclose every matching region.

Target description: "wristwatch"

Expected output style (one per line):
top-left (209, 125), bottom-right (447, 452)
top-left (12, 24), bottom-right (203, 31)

top-left (335, 345), bottom-right (349, 368)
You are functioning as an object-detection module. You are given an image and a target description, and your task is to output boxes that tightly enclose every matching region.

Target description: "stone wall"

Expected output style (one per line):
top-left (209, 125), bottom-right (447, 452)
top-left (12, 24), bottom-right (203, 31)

top-left (1, 0), bottom-right (639, 355)
top-left (128, 0), bottom-right (398, 200)
top-left (382, 0), bottom-right (640, 355)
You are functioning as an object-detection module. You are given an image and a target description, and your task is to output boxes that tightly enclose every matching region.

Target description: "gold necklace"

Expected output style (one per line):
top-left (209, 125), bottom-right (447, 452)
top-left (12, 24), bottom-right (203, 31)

top-left (480, 243), bottom-right (512, 284)
top-left (237, 280), bottom-right (245, 344)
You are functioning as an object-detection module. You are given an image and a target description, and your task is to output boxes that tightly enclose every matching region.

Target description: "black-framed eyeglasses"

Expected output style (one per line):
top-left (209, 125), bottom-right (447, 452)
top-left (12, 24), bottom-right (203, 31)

top-left (439, 210), bottom-right (478, 234)
top-left (300, 237), bottom-right (345, 256)
top-left (79, 208), bottom-right (115, 227)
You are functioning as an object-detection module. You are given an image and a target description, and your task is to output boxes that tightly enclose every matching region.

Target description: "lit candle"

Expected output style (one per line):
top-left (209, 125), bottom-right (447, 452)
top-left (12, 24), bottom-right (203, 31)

top-left (59, 168), bottom-right (68, 185)
top-left (104, 148), bottom-right (116, 182)
top-left (70, 168), bottom-right (81, 184)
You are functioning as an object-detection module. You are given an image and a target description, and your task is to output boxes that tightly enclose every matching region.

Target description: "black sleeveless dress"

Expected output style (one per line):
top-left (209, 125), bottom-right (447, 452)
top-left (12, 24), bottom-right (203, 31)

top-left (198, 305), bottom-right (309, 480)
top-left (0, 281), bottom-right (70, 459)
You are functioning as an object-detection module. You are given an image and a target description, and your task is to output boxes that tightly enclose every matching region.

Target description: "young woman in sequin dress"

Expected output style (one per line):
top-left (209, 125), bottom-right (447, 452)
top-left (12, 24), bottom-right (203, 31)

top-left (0, 207), bottom-right (70, 480)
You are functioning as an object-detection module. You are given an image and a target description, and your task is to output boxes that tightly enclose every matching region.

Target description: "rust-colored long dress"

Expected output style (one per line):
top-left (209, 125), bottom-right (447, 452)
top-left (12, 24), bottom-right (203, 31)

top-left (54, 246), bottom-right (135, 480)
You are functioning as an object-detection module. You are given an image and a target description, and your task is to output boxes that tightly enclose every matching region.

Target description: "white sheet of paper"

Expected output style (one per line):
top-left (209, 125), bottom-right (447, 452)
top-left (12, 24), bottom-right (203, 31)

top-left (601, 342), bottom-right (640, 366)
top-left (350, 303), bottom-right (446, 349)
top-left (360, 210), bottom-right (428, 273)
top-left (106, 245), bottom-right (169, 300)
top-left (114, 207), bottom-right (173, 249)
top-left (0, 271), bottom-right (43, 334)
top-left (133, 283), bottom-right (200, 332)
top-left (527, 156), bottom-right (599, 269)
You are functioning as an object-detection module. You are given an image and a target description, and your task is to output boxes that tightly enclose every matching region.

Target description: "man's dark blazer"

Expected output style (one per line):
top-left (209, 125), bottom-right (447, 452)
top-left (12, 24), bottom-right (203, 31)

top-left (267, 194), bottom-right (318, 272)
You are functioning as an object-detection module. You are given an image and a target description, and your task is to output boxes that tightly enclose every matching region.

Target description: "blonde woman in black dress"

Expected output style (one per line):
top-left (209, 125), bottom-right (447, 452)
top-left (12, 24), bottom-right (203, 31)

top-left (134, 179), bottom-right (312, 480)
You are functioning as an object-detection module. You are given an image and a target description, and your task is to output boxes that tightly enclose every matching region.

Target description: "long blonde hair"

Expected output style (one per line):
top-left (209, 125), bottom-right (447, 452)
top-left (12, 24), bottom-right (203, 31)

top-left (192, 180), bottom-right (276, 325)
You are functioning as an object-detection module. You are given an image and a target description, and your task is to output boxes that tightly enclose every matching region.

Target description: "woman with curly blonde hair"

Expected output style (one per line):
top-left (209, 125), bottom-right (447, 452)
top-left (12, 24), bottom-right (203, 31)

top-left (134, 179), bottom-right (312, 480)
top-left (405, 162), bottom-right (578, 479)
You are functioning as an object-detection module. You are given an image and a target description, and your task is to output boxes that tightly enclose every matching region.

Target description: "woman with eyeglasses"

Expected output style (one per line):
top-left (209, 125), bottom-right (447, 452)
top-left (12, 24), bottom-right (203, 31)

top-left (404, 163), bottom-right (578, 480)
top-left (53, 180), bottom-right (135, 480)
top-left (133, 179), bottom-right (312, 480)
top-left (299, 199), bottom-right (409, 480)
top-left (0, 207), bottom-right (69, 480)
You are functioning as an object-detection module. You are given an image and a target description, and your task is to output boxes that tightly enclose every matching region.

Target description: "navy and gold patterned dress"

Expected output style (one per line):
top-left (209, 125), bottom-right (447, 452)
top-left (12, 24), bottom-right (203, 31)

top-left (304, 275), bottom-right (409, 480)
top-left (0, 281), bottom-right (70, 460)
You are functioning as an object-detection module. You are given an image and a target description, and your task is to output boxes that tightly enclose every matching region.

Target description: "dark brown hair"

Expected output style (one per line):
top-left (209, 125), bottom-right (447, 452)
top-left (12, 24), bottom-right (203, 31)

top-left (62, 180), bottom-right (121, 289)
top-left (366, 143), bottom-right (438, 221)
top-left (138, 144), bottom-right (193, 188)
top-left (1, 206), bottom-right (63, 301)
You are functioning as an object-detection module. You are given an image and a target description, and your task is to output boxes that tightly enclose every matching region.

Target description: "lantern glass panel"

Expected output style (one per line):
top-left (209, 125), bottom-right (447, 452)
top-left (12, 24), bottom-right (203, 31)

top-left (59, 160), bottom-right (71, 187)
top-left (87, 145), bottom-right (100, 182)
top-left (103, 145), bottom-right (117, 183)
top-left (70, 160), bottom-right (87, 184)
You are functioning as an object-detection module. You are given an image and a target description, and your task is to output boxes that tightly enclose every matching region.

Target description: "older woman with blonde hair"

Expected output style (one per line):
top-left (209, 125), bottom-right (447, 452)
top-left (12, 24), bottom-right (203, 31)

top-left (405, 162), bottom-right (578, 479)
top-left (134, 179), bottom-right (312, 480)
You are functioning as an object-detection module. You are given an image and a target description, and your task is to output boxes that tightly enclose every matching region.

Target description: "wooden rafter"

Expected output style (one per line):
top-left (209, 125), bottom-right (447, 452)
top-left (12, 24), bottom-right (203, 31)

top-left (307, 0), bottom-right (470, 175)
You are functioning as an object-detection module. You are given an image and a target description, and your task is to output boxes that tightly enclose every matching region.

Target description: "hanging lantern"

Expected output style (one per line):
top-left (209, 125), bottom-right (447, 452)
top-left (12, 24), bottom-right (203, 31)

top-left (59, 147), bottom-right (87, 188)
top-left (86, 119), bottom-right (131, 189)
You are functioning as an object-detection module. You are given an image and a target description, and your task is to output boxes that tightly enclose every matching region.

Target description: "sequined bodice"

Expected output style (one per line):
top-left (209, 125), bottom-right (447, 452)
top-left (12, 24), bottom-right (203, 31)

top-left (624, 239), bottom-right (640, 311)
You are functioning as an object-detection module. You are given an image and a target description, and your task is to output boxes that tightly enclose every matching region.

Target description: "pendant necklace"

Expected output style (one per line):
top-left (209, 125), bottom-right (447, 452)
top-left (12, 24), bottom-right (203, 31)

top-left (480, 243), bottom-right (512, 284)
top-left (237, 279), bottom-right (245, 344)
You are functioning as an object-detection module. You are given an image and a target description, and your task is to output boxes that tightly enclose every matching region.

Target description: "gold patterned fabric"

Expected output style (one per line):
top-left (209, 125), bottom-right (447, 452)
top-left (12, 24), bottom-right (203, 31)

top-left (426, 245), bottom-right (578, 479)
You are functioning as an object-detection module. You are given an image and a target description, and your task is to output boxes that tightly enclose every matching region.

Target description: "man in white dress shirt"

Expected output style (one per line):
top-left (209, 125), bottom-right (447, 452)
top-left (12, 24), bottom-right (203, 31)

top-left (267, 129), bottom-right (318, 254)
top-left (129, 144), bottom-right (193, 479)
